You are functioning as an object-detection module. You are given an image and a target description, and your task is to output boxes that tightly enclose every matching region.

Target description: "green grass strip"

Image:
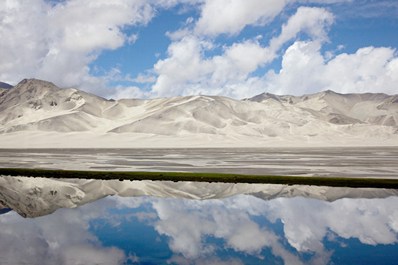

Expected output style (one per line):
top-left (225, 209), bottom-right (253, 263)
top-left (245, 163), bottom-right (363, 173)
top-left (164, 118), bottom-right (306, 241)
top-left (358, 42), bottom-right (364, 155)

top-left (0, 168), bottom-right (397, 189)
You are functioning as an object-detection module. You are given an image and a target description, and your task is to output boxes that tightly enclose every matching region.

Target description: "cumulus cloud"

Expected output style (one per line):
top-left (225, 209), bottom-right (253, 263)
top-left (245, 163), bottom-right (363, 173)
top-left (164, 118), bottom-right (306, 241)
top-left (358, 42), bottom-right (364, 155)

top-left (0, 0), bottom-right (153, 95)
top-left (151, 3), bottom-right (398, 98)
top-left (263, 41), bottom-right (398, 95)
top-left (269, 6), bottom-right (334, 51)
top-left (1, 0), bottom-right (396, 99)
top-left (152, 36), bottom-right (272, 97)
top-left (152, 7), bottom-right (334, 98)
top-left (149, 1), bottom-right (398, 98)
top-left (195, 0), bottom-right (288, 36)
top-left (111, 85), bottom-right (148, 99)
top-left (193, 0), bottom-right (347, 37)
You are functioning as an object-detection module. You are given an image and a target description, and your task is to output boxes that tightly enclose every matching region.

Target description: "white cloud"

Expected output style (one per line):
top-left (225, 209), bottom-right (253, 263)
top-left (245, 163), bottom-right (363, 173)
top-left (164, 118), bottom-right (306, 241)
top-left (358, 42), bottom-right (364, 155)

top-left (0, 199), bottom-right (125, 265)
top-left (195, 0), bottom-right (288, 36)
top-left (127, 33), bottom-right (139, 44)
top-left (0, 0), bottom-right (50, 82)
top-left (298, 0), bottom-right (352, 3)
top-left (151, 2), bottom-right (397, 98)
top-left (269, 6), bottom-right (334, 51)
top-left (152, 7), bottom-right (334, 98)
top-left (263, 41), bottom-right (326, 95)
top-left (111, 85), bottom-right (150, 100)
top-left (133, 73), bottom-right (157, 84)
top-left (263, 41), bottom-right (398, 95)
top-left (151, 1), bottom-right (395, 99)
top-left (194, 0), bottom-right (343, 37)
top-left (50, 0), bottom-right (154, 52)
top-left (1, 0), bottom-right (396, 99)
top-left (152, 0), bottom-right (203, 9)
top-left (0, 0), bottom-right (153, 96)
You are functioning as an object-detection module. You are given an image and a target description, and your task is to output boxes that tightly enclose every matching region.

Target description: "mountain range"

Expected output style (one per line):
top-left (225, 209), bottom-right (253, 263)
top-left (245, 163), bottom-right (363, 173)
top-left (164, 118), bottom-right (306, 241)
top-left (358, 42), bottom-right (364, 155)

top-left (0, 78), bottom-right (397, 147)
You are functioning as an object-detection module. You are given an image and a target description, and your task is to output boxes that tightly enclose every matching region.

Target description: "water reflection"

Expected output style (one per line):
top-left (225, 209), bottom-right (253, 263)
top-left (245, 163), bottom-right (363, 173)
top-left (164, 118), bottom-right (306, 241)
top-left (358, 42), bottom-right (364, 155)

top-left (1, 177), bottom-right (398, 265)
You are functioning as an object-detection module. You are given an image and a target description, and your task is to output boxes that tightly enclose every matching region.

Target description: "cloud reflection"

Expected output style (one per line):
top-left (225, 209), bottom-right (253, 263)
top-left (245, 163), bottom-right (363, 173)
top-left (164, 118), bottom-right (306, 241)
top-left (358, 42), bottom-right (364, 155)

top-left (1, 192), bottom-right (398, 264)
top-left (142, 195), bottom-right (398, 264)
top-left (0, 199), bottom-right (125, 265)
top-left (149, 196), bottom-right (304, 264)
top-left (267, 197), bottom-right (398, 251)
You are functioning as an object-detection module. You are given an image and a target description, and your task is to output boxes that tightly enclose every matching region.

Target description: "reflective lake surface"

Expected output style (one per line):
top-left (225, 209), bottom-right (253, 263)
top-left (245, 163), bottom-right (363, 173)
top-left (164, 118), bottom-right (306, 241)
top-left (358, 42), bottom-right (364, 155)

top-left (1, 147), bottom-right (398, 177)
top-left (1, 177), bottom-right (398, 265)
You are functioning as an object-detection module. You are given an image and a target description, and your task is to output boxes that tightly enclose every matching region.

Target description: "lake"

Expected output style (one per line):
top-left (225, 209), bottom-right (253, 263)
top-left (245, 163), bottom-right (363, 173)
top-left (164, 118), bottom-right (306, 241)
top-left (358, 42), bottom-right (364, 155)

top-left (1, 147), bottom-right (397, 264)
top-left (0, 176), bottom-right (398, 265)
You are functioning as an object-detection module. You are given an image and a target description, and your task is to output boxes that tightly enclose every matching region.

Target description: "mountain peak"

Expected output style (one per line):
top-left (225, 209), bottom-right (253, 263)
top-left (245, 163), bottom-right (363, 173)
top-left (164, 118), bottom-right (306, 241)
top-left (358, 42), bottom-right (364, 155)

top-left (15, 78), bottom-right (58, 89)
top-left (9, 78), bottom-right (60, 97)
top-left (308, 90), bottom-right (340, 99)
top-left (247, 92), bottom-right (282, 102)
top-left (322, 89), bottom-right (338, 95)
top-left (0, 78), bottom-right (64, 112)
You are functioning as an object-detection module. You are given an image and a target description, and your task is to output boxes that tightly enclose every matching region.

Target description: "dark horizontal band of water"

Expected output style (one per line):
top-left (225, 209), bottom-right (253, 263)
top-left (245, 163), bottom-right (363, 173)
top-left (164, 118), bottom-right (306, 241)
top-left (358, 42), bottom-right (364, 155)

top-left (1, 168), bottom-right (398, 189)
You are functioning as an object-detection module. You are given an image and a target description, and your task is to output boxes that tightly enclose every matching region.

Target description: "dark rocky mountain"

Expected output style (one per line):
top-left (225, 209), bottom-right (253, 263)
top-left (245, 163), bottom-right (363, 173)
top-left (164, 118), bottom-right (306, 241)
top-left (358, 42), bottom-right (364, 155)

top-left (0, 82), bottom-right (13, 89)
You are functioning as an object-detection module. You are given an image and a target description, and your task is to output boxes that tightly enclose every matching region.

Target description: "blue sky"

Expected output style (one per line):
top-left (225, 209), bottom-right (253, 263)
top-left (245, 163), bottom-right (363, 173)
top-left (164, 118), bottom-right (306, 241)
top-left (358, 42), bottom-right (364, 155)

top-left (0, 0), bottom-right (397, 99)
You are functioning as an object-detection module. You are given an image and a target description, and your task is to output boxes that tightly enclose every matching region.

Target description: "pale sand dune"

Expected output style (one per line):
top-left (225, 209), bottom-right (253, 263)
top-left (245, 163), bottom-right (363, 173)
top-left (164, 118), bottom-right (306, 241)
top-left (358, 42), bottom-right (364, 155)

top-left (0, 78), bottom-right (397, 148)
top-left (1, 175), bottom-right (397, 218)
top-left (0, 130), bottom-right (397, 148)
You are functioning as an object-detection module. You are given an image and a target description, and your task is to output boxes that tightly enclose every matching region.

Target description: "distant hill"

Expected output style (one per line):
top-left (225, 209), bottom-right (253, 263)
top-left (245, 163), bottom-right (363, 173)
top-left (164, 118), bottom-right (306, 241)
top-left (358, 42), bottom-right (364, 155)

top-left (0, 82), bottom-right (13, 89)
top-left (0, 78), bottom-right (397, 148)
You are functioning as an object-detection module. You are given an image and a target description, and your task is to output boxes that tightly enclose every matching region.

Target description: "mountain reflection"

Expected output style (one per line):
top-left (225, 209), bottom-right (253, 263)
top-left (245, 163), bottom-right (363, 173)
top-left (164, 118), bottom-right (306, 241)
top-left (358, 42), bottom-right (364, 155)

top-left (0, 176), bottom-right (398, 264)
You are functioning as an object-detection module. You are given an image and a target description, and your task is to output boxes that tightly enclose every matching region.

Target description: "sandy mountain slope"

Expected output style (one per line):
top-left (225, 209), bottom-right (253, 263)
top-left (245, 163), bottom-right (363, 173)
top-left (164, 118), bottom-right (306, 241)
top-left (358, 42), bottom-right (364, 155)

top-left (248, 90), bottom-right (398, 127)
top-left (1, 176), bottom-right (397, 218)
top-left (0, 78), bottom-right (397, 147)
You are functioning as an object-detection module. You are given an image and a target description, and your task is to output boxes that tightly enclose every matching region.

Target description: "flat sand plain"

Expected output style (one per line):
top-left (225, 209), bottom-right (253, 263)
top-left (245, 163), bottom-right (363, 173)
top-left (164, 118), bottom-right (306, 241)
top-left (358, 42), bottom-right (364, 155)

top-left (0, 147), bottom-right (397, 178)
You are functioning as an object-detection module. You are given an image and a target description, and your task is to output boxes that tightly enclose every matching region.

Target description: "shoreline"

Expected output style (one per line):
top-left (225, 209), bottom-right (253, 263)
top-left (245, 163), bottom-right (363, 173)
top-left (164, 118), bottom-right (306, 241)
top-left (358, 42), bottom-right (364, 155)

top-left (1, 168), bottom-right (398, 189)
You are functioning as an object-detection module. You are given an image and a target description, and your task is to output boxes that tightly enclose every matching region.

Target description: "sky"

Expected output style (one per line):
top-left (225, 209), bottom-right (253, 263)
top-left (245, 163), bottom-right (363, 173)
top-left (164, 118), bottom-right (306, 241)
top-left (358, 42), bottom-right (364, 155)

top-left (0, 0), bottom-right (397, 99)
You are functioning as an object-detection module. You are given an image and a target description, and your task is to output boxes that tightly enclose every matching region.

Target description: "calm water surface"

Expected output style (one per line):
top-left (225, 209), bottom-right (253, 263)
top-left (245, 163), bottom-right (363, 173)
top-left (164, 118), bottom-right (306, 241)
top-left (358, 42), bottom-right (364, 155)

top-left (0, 177), bottom-right (398, 265)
